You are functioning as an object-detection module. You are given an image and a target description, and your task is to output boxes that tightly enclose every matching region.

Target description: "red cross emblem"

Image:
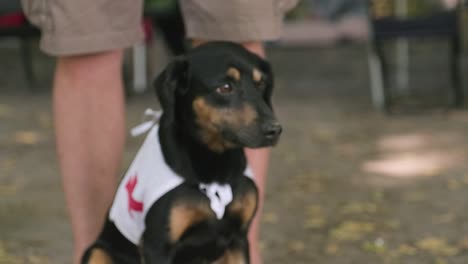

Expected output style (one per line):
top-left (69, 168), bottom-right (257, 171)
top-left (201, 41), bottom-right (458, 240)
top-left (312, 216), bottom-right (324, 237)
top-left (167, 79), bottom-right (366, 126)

top-left (126, 175), bottom-right (144, 217)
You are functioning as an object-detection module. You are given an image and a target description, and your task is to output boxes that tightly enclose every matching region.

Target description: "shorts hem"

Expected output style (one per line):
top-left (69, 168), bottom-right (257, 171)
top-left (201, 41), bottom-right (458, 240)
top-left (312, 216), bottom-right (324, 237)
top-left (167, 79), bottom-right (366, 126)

top-left (40, 28), bottom-right (144, 56)
top-left (184, 18), bottom-right (283, 42)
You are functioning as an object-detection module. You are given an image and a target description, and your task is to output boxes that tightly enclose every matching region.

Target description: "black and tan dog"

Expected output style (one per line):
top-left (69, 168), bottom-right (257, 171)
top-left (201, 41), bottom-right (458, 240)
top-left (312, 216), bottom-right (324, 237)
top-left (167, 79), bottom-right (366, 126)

top-left (81, 41), bottom-right (282, 264)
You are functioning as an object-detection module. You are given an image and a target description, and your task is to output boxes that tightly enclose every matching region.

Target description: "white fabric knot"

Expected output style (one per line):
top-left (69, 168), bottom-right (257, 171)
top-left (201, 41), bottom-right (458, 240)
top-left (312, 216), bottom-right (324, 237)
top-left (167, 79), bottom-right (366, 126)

top-left (199, 183), bottom-right (233, 219)
top-left (131, 109), bottom-right (163, 137)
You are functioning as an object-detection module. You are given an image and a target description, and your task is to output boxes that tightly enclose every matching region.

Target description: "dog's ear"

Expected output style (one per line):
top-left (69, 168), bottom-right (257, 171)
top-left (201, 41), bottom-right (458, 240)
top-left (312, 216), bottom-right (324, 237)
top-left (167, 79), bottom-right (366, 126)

top-left (258, 59), bottom-right (274, 108)
top-left (154, 56), bottom-right (189, 123)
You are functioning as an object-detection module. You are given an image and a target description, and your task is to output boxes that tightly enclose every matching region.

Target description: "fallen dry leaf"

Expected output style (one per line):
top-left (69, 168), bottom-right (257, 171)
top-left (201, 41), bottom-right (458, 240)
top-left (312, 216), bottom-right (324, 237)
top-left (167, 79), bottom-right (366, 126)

top-left (434, 258), bottom-right (447, 264)
top-left (0, 104), bottom-right (12, 118)
top-left (341, 201), bottom-right (377, 215)
top-left (458, 237), bottom-right (468, 250)
top-left (313, 127), bottom-right (336, 143)
top-left (28, 254), bottom-right (50, 264)
top-left (303, 205), bottom-right (326, 229)
top-left (446, 179), bottom-right (461, 191)
top-left (330, 221), bottom-right (375, 241)
top-left (432, 213), bottom-right (455, 225)
top-left (372, 191), bottom-right (384, 202)
top-left (324, 243), bottom-right (339, 255)
top-left (290, 178), bottom-right (324, 193)
top-left (397, 243), bottom-right (418, 256)
top-left (416, 237), bottom-right (459, 256)
top-left (304, 217), bottom-right (326, 229)
top-left (288, 240), bottom-right (305, 253)
top-left (36, 112), bottom-right (52, 129)
top-left (403, 191), bottom-right (427, 202)
top-left (0, 242), bottom-right (22, 264)
top-left (1, 158), bottom-right (16, 172)
top-left (283, 152), bottom-right (298, 164)
top-left (306, 205), bottom-right (322, 215)
top-left (262, 212), bottom-right (278, 224)
top-left (462, 174), bottom-right (468, 185)
top-left (259, 240), bottom-right (266, 251)
top-left (383, 219), bottom-right (400, 230)
top-left (14, 131), bottom-right (40, 145)
top-left (0, 184), bottom-right (19, 196)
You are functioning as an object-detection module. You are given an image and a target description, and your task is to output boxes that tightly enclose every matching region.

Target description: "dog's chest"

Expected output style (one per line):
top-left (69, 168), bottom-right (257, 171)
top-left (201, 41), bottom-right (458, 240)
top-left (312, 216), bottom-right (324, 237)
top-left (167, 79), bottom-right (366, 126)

top-left (108, 125), bottom-right (253, 245)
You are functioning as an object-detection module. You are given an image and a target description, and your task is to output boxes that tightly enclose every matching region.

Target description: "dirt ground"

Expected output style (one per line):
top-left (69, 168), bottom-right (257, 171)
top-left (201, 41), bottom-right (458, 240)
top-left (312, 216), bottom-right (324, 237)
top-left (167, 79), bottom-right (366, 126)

top-left (2, 39), bottom-right (468, 264)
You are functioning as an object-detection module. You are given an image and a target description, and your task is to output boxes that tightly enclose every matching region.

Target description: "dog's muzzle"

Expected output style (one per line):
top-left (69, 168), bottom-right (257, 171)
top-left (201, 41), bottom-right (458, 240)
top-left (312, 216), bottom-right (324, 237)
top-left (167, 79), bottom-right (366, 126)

top-left (261, 121), bottom-right (282, 145)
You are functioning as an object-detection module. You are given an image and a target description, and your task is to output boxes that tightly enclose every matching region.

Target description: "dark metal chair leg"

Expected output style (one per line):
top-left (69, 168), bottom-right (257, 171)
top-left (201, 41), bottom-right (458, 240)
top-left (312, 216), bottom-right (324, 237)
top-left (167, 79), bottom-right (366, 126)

top-left (375, 40), bottom-right (391, 110)
top-left (450, 35), bottom-right (463, 107)
top-left (20, 38), bottom-right (36, 90)
top-left (368, 44), bottom-right (386, 110)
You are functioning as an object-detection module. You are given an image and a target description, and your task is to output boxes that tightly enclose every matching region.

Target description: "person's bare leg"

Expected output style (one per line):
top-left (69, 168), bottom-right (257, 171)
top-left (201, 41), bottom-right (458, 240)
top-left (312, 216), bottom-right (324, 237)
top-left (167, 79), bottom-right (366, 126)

top-left (53, 50), bottom-right (126, 264)
top-left (244, 147), bottom-right (269, 264)
top-left (193, 40), bottom-right (268, 264)
top-left (240, 42), bottom-right (268, 264)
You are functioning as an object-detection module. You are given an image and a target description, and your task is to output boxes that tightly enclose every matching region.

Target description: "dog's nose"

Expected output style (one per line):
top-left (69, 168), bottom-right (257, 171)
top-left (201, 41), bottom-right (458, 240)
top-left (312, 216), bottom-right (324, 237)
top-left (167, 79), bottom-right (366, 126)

top-left (263, 121), bottom-right (282, 140)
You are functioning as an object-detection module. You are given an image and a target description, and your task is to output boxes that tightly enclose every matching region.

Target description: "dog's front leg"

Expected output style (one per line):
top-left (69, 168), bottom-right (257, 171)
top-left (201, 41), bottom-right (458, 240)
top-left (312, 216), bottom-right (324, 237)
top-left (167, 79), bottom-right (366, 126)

top-left (212, 239), bottom-right (250, 264)
top-left (142, 192), bottom-right (218, 264)
top-left (140, 244), bottom-right (172, 264)
top-left (81, 246), bottom-right (114, 264)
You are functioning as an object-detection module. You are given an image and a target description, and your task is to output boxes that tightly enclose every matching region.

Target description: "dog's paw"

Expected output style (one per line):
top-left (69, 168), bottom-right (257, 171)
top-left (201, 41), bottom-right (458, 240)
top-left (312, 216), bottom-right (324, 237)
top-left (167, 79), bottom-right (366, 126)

top-left (82, 248), bottom-right (113, 264)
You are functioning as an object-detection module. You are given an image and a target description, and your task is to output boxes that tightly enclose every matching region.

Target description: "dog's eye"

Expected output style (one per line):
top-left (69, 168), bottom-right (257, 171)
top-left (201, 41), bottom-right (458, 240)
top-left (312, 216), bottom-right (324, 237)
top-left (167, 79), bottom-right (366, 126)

top-left (216, 83), bottom-right (233, 94)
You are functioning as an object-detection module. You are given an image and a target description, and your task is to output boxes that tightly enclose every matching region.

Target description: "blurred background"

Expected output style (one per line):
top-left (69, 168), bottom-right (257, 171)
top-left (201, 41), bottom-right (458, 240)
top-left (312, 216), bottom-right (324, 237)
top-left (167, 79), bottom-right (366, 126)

top-left (2, 0), bottom-right (468, 263)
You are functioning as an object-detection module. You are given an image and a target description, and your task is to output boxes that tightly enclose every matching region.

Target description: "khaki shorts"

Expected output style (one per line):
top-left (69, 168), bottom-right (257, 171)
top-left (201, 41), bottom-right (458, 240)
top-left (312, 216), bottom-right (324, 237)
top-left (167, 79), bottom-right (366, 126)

top-left (21, 0), bottom-right (297, 56)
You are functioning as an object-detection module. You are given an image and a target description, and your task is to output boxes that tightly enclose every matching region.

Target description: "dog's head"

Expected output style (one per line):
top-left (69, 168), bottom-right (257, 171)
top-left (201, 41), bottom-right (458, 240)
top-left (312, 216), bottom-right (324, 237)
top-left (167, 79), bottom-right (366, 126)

top-left (155, 41), bottom-right (282, 153)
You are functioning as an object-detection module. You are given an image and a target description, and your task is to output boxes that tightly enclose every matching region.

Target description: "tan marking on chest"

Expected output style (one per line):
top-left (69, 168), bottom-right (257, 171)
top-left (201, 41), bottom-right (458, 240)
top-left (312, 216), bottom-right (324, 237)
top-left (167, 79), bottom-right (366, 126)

top-left (227, 190), bottom-right (257, 228)
top-left (169, 202), bottom-right (215, 242)
top-left (87, 248), bottom-right (113, 264)
top-left (213, 249), bottom-right (246, 264)
top-left (227, 67), bottom-right (241, 81)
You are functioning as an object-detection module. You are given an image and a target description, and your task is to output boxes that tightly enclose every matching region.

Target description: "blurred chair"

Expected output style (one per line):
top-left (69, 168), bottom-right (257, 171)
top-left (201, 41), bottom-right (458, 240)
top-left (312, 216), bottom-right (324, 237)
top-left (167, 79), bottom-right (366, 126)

top-left (0, 0), bottom-right (184, 94)
top-left (367, 0), bottom-right (463, 111)
top-left (0, 0), bottom-right (39, 90)
top-left (127, 0), bottom-right (185, 94)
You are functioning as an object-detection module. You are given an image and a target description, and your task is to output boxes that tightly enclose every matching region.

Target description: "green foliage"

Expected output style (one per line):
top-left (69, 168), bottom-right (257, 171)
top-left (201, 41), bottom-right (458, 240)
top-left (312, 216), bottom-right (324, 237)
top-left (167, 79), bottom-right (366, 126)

top-left (372, 0), bottom-right (449, 18)
top-left (144, 0), bottom-right (177, 13)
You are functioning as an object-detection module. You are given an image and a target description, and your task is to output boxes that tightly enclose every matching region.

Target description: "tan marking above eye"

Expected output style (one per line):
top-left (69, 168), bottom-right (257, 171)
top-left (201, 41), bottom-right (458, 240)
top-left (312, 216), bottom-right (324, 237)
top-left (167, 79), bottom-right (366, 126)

top-left (227, 67), bottom-right (241, 81)
top-left (252, 68), bottom-right (262, 83)
top-left (169, 202), bottom-right (215, 242)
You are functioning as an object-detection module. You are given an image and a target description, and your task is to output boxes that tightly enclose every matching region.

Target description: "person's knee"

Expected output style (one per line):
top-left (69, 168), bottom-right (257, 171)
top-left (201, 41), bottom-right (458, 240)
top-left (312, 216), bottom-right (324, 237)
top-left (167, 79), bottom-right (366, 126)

top-left (57, 50), bottom-right (124, 78)
top-left (192, 40), bottom-right (265, 58)
top-left (240, 42), bottom-right (265, 58)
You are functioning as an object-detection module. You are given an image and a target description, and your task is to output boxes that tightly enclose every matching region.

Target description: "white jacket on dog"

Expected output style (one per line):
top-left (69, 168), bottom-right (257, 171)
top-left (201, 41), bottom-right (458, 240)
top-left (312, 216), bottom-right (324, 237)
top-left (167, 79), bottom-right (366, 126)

top-left (109, 110), bottom-right (252, 245)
